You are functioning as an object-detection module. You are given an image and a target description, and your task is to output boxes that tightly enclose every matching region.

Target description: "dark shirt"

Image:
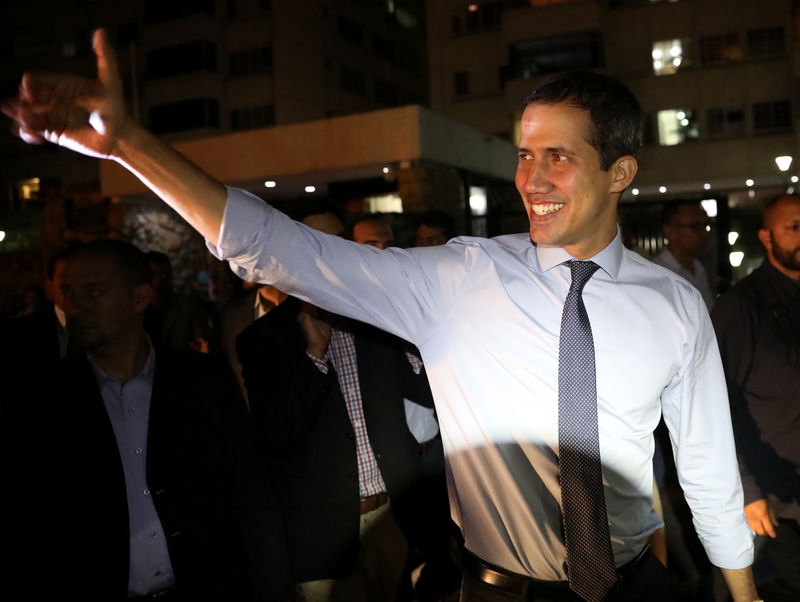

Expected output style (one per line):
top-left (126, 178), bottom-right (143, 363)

top-left (710, 259), bottom-right (800, 520)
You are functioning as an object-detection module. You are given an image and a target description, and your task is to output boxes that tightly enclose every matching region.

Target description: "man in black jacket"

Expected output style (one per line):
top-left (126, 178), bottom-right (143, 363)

top-left (711, 194), bottom-right (800, 601)
top-left (2, 239), bottom-right (290, 602)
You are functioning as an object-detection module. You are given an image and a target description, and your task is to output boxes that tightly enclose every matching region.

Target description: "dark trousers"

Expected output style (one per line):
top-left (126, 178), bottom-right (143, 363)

top-left (459, 549), bottom-right (672, 602)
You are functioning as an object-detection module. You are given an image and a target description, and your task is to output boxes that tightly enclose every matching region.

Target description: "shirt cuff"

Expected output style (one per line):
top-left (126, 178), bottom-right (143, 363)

top-left (206, 186), bottom-right (272, 262)
top-left (696, 516), bottom-right (754, 569)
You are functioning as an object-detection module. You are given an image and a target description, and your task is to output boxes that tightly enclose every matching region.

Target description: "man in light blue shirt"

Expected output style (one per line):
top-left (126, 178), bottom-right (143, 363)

top-left (2, 29), bottom-right (759, 602)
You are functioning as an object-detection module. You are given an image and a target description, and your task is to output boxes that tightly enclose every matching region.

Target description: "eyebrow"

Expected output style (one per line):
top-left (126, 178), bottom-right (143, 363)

top-left (517, 145), bottom-right (575, 155)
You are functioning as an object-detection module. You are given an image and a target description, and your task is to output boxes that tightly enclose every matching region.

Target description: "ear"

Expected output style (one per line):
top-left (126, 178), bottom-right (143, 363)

top-left (132, 282), bottom-right (154, 312)
top-left (757, 228), bottom-right (771, 253)
top-left (609, 155), bottom-right (638, 194)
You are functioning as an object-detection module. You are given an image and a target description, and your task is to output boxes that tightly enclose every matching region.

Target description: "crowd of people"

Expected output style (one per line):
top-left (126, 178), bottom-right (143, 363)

top-left (1, 27), bottom-right (798, 602)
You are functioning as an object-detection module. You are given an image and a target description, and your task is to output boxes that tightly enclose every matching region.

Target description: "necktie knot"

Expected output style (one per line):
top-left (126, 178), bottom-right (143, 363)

top-left (566, 260), bottom-right (600, 294)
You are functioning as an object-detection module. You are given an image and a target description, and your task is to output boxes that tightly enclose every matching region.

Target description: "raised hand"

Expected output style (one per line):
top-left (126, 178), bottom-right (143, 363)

top-left (1, 28), bottom-right (135, 160)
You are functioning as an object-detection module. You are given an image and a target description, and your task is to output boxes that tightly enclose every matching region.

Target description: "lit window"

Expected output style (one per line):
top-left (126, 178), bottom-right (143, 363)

top-left (365, 194), bottom-right (403, 213)
top-left (657, 109), bottom-right (698, 145)
top-left (18, 178), bottom-right (40, 202)
top-left (651, 39), bottom-right (689, 75)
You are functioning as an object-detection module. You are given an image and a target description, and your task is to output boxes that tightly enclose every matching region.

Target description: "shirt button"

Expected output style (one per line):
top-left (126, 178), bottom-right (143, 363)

top-left (154, 570), bottom-right (162, 577)
top-left (135, 448), bottom-right (143, 455)
top-left (150, 531), bottom-right (158, 538)
top-left (128, 408), bottom-right (135, 414)
top-left (144, 488), bottom-right (150, 496)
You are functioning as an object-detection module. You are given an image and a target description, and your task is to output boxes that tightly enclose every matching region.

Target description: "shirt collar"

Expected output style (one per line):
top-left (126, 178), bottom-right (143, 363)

top-left (87, 336), bottom-right (157, 389)
top-left (535, 226), bottom-right (624, 280)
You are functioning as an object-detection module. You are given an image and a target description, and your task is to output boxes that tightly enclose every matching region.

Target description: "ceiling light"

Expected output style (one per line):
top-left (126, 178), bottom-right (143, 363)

top-left (701, 199), bottom-right (717, 217)
top-left (775, 156), bottom-right (793, 172)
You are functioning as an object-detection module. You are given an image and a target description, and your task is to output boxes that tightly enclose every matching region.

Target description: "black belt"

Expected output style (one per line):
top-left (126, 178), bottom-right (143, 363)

top-left (463, 546), bottom-right (651, 601)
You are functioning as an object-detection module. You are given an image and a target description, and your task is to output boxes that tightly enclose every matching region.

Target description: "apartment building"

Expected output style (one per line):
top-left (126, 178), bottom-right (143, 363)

top-left (0, 0), bottom-right (517, 309)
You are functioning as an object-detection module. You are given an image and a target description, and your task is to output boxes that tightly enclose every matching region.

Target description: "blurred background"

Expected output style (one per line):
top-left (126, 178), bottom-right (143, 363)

top-left (0, 0), bottom-right (796, 315)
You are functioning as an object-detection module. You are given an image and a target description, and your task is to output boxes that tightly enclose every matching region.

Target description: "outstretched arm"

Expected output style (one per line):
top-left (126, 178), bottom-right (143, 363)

top-left (1, 29), bottom-right (226, 245)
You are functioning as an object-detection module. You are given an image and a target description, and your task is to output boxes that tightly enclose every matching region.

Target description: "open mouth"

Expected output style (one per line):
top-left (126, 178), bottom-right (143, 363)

top-left (530, 203), bottom-right (565, 216)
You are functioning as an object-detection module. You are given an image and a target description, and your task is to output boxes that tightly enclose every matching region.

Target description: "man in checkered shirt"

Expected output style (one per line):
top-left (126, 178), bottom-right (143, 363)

top-left (236, 207), bottom-right (439, 602)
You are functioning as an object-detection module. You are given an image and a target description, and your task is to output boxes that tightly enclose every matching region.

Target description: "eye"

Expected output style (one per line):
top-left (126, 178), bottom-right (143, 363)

top-left (518, 151), bottom-right (533, 161)
top-left (552, 153), bottom-right (568, 163)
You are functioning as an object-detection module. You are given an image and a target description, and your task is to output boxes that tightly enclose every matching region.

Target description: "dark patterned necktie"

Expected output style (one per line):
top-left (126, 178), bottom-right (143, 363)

top-left (558, 260), bottom-right (617, 602)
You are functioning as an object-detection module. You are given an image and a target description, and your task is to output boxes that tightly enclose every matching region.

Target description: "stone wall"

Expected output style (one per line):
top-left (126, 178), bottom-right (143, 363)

top-left (111, 197), bottom-right (214, 294)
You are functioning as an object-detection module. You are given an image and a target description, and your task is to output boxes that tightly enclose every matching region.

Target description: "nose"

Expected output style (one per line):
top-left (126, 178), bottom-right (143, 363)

top-left (519, 159), bottom-right (552, 193)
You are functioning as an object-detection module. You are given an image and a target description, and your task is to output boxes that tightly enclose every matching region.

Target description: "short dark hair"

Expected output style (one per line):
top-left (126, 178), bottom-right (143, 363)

top-left (348, 213), bottom-right (390, 240)
top-left (416, 210), bottom-right (456, 240)
top-left (289, 198), bottom-right (343, 224)
top-left (71, 239), bottom-right (151, 287)
top-left (46, 245), bottom-right (81, 279)
top-left (661, 200), bottom-right (706, 226)
top-left (523, 70), bottom-right (644, 170)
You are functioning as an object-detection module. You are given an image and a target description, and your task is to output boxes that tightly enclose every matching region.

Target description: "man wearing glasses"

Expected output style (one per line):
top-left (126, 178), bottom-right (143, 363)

top-left (653, 200), bottom-right (716, 309)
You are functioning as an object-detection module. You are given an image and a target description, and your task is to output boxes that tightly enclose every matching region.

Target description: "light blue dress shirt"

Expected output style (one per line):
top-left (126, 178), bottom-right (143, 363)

top-left (87, 345), bottom-right (176, 595)
top-left (209, 187), bottom-right (753, 580)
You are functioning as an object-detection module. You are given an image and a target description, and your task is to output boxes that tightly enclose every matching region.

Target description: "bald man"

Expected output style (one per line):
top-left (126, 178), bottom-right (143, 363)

top-left (711, 194), bottom-right (800, 601)
top-left (351, 215), bottom-right (394, 250)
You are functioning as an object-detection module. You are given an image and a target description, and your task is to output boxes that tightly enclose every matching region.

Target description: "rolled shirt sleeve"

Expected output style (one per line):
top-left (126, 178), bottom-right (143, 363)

top-left (660, 293), bottom-right (754, 569)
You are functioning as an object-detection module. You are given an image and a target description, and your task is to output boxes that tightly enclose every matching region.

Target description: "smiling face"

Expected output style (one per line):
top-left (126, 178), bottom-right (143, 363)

top-left (515, 102), bottom-right (637, 259)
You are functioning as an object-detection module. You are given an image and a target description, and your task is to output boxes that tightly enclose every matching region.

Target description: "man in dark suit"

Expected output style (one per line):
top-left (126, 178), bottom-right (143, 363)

top-left (219, 279), bottom-right (286, 402)
top-left (236, 210), bottom-right (436, 602)
top-left (2, 239), bottom-right (290, 602)
top-left (4, 246), bottom-right (74, 364)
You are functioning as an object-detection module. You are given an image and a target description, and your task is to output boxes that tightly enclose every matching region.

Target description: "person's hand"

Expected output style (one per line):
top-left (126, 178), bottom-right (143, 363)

top-left (744, 498), bottom-right (778, 538)
top-left (1, 28), bottom-right (135, 160)
top-left (188, 337), bottom-right (210, 354)
top-left (297, 302), bottom-right (332, 360)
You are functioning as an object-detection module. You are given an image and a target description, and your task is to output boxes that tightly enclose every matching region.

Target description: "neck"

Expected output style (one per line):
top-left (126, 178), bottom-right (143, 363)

top-left (258, 286), bottom-right (287, 307)
top-left (88, 332), bottom-right (151, 385)
top-left (769, 256), bottom-right (800, 282)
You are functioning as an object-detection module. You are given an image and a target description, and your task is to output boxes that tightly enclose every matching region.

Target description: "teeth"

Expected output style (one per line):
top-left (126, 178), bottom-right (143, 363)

top-left (531, 203), bottom-right (564, 216)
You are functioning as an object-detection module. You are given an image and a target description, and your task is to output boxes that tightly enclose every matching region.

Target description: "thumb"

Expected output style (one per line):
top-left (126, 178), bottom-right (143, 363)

top-left (93, 29), bottom-right (122, 90)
